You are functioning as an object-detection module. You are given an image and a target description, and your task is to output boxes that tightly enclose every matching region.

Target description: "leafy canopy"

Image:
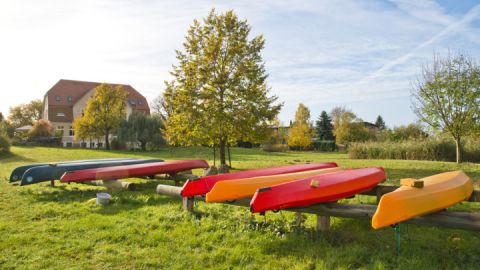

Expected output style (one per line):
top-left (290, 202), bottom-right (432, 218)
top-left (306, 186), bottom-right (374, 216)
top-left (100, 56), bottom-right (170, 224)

top-left (375, 115), bottom-right (386, 130)
top-left (118, 112), bottom-right (165, 151)
top-left (315, 110), bottom-right (334, 141)
top-left (331, 106), bottom-right (371, 145)
top-left (8, 99), bottom-right (43, 128)
top-left (28, 119), bottom-right (54, 139)
top-left (73, 84), bottom-right (127, 149)
top-left (163, 9), bottom-right (282, 164)
top-left (288, 103), bottom-right (313, 149)
top-left (412, 52), bottom-right (480, 162)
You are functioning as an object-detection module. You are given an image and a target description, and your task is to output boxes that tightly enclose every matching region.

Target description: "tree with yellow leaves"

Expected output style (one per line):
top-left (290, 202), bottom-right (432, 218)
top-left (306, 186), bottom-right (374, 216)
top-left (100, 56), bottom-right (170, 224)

top-left (287, 103), bottom-right (314, 150)
top-left (73, 84), bottom-right (127, 150)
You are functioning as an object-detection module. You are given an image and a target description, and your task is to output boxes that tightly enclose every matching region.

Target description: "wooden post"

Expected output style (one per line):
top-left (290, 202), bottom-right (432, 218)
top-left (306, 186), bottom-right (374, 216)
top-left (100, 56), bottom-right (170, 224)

top-left (183, 197), bottom-right (195, 212)
top-left (50, 180), bottom-right (55, 187)
top-left (316, 215), bottom-right (330, 232)
top-left (376, 188), bottom-right (383, 204)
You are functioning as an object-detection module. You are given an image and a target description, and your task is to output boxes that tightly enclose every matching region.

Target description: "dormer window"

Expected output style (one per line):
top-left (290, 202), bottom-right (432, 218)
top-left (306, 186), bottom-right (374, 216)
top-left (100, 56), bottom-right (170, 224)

top-left (55, 96), bottom-right (61, 102)
top-left (56, 112), bottom-right (65, 117)
top-left (67, 96), bottom-right (73, 102)
top-left (130, 100), bottom-right (136, 106)
top-left (138, 100), bottom-right (142, 105)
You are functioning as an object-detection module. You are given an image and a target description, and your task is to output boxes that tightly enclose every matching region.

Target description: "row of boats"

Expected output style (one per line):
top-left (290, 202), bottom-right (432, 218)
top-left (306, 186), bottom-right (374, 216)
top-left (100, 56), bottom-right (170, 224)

top-left (10, 158), bottom-right (474, 229)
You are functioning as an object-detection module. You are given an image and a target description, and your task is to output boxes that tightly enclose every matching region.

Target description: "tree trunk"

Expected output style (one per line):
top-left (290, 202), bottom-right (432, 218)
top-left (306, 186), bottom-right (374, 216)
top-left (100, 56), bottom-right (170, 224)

top-left (141, 141), bottom-right (147, 151)
top-left (105, 131), bottom-right (110, 150)
top-left (219, 138), bottom-right (226, 165)
top-left (227, 144), bottom-right (231, 168)
top-left (455, 137), bottom-right (461, 163)
top-left (213, 146), bottom-right (216, 167)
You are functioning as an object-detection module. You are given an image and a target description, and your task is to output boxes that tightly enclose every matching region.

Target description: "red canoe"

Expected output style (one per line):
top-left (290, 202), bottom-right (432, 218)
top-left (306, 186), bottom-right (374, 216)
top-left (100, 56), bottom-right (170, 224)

top-left (250, 167), bottom-right (386, 213)
top-left (60, 160), bottom-right (209, 182)
top-left (181, 162), bottom-right (338, 197)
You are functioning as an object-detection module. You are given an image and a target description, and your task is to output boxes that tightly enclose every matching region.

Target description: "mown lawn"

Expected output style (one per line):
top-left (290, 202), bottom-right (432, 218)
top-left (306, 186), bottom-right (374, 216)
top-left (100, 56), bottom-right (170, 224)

top-left (1, 146), bottom-right (479, 269)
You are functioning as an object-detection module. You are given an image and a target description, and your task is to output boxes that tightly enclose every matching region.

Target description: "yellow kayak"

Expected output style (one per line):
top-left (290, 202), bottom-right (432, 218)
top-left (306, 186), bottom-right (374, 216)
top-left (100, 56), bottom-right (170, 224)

top-left (205, 167), bottom-right (343, 202)
top-left (372, 171), bottom-right (473, 229)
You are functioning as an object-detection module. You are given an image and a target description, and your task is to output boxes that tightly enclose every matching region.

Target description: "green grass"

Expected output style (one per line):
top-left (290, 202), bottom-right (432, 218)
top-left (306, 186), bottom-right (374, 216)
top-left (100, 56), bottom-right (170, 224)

top-left (1, 146), bottom-right (480, 269)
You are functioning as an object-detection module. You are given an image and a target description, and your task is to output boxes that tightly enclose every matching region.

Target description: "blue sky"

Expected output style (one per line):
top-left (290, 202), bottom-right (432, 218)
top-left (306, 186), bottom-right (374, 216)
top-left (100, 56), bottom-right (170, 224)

top-left (1, 0), bottom-right (480, 127)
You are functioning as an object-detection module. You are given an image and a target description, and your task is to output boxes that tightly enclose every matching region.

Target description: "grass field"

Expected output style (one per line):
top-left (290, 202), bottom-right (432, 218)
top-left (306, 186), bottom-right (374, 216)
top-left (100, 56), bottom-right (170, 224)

top-left (1, 146), bottom-right (480, 269)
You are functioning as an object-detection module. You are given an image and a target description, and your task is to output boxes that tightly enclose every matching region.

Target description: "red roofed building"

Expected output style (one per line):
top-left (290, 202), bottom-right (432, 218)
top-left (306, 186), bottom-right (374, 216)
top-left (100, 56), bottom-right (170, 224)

top-left (42, 79), bottom-right (150, 147)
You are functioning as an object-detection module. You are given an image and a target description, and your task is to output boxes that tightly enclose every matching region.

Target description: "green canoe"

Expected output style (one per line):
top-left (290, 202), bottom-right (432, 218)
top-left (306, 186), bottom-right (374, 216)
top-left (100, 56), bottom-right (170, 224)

top-left (9, 158), bottom-right (135, 183)
top-left (20, 159), bottom-right (164, 186)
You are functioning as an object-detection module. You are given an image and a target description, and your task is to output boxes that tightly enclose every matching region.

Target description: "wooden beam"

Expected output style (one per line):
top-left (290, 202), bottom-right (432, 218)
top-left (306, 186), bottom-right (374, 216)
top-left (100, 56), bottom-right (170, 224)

top-left (361, 185), bottom-right (480, 202)
top-left (155, 184), bottom-right (480, 231)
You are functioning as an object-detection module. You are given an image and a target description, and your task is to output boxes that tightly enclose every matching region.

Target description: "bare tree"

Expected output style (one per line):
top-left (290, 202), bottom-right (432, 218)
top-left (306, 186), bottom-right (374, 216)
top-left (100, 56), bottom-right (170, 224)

top-left (412, 52), bottom-right (480, 163)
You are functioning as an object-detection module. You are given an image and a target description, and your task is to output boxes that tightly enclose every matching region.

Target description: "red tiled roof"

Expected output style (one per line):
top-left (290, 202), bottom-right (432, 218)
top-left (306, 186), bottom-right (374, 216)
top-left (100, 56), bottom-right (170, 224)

top-left (45, 79), bottom-right (150, 122)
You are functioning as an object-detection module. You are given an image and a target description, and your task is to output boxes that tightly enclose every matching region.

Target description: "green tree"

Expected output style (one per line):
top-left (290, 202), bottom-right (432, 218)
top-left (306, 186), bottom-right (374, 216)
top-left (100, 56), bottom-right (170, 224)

top-left (287, 103), bottom-right (313, 149)
top-left (118, 112), bottom-right (165, 151)
top-left (74, 84), bottom-right (127, 150)
top-left (331, 106), bottom-right (371, 145)
top-left (7, 99), bottom-right (43, 128)
top-left (375, 115), bottom-right (386, 130)
top-left (412, 52), bottom-right (480, 163)
top-left (315, 111), bottom-right (334, 140)
top-left (163, 9), bottom-right (282, 165)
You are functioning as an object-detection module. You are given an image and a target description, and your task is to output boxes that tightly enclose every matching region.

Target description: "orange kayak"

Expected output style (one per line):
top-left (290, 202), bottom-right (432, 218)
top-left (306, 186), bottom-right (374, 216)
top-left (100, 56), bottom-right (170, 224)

top-left (372, 171), bottom-right (473, 229)
top-left (206, 167), bottom-right (343, 202)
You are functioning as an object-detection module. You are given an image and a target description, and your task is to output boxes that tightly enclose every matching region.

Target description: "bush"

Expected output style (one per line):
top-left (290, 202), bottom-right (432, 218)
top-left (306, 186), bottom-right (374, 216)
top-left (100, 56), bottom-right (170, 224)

top-left (110, 138), bottom-right (126, 150)
top-left (349, 137), bottom-right (480, 163)
top-left (0, 134), bottom-right (11, 155)
top-left (262, 143), bottom-right (288, 152)
top-left (25, 136), bottom-right (62, 147)
top-left (147, 134), bottom-right (166, 150)
top-left (312, 140), bottom-right (336, 152)
top-left (28, 119), bottom-right (54, 139)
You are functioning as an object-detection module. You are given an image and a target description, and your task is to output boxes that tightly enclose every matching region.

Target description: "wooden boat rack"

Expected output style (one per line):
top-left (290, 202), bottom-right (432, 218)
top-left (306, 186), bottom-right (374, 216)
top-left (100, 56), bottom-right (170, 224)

top-left (156, 184), bottom-right (480, 231)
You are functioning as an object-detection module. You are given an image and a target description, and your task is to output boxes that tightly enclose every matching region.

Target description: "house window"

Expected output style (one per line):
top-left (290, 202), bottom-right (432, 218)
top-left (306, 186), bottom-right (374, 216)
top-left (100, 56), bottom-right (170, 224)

top-left (138, 100), bottom-right (142, 105)
top-left (130, 100), bottom-right (136, 105)
top-left (55, 96), bottom-right (61, 101)
top-left (90, 142), bottom-right (96, 148)
top-left (57, 126), bottom-right (64, 136)
top-left (56, 112), bottom-right (65, 117)
top-left (67, 96), bottom-right (73, 102)
top-left (97, 142), bottom-right (103, 148)
top-left (69, 126), bottom-right (74, 136)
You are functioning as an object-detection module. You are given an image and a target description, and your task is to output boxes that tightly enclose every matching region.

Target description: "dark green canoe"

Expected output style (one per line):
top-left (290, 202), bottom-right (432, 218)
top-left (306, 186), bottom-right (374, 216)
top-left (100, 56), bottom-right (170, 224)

top-left (20, 159), bottom-right (164, 186)
top-left (9, 158), bottom-right (135, 183)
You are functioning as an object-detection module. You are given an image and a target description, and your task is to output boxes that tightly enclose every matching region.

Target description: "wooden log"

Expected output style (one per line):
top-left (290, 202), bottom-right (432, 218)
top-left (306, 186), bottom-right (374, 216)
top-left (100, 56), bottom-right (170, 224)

top-left (155, 184), bottom-right (480, 231)
top-left (361, 185), bottom-right (480, 202)
top-left (156, 184), bottom-right (184, 198)
top-left (89, 180), bottom-right (136, 191)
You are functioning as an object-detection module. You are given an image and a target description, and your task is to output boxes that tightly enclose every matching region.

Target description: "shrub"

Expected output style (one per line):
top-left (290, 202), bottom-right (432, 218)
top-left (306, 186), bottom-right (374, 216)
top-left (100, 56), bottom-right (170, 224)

top-left (0, 134), bottom-right (11, 155)
top-left (148, 133), bottom-right (167, 150)
top-left (262, 143), bottom-right (288, 152)
top-left (28, 119), bottom-right (54, 139)
top-left (110, 138), bottom-right (126, 150)
top-left (349, 137), bottom-right (480, 163)
top-left (312, 140), bottom-right (337, 152)
top-left (26, 136), bottom-right (62, 147)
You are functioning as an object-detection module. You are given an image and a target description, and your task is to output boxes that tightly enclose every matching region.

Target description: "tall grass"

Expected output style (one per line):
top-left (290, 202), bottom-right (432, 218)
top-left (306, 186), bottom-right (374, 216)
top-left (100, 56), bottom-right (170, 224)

top-left (349, 137), bottom-right (480, 163)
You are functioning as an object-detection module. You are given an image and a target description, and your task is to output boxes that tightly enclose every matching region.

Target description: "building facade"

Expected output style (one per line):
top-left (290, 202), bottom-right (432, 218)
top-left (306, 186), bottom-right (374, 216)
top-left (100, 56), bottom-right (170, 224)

top-left (42, 79), bottom-right (150, 147)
